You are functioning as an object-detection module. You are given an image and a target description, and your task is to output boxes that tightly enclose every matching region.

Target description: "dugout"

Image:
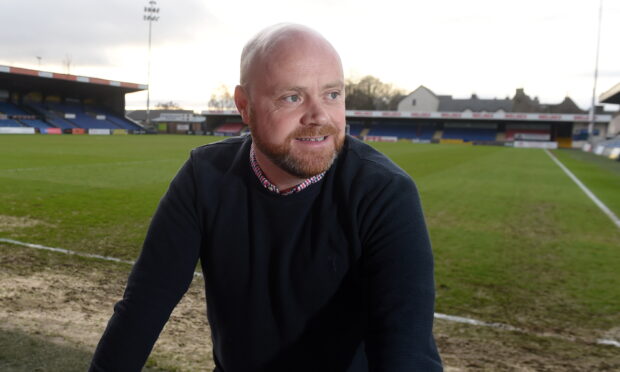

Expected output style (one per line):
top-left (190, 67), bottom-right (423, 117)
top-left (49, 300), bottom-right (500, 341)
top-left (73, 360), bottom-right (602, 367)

top-left (152, 113), bottom-right (206, 134)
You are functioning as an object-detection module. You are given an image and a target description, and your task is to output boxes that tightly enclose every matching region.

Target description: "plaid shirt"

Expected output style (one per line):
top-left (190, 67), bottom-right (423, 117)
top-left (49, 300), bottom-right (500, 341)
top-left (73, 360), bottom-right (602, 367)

top-left (250, 144), bottom-right (325, 195)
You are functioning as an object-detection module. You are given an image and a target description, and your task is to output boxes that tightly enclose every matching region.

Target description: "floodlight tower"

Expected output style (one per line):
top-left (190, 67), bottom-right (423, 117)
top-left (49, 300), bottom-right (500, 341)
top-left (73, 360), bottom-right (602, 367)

top-left (588, 0), bottom-right (603, 143)
top-left (143, 0), bottom-right (160, 129)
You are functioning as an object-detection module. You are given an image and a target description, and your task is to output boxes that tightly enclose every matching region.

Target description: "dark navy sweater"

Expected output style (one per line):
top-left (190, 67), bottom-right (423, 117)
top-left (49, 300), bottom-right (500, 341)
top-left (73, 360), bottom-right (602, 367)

top-left (90, 135), bottom-right (442, 371)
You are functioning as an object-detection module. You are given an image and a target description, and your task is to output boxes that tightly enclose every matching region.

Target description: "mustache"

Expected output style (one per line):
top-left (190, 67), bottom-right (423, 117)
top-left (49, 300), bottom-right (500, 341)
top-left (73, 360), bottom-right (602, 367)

top-left (288, 125), bottom-right (340, 139)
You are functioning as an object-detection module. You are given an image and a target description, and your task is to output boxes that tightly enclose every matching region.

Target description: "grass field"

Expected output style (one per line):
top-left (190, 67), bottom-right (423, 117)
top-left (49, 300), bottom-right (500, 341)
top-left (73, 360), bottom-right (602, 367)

top-left (1, 134), bottom-right (619, 371)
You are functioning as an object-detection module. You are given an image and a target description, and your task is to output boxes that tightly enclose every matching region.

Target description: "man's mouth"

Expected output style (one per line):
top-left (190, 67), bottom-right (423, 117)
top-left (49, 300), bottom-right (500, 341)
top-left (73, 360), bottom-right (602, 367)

top-left (296, 136), bottom-right (327, 142)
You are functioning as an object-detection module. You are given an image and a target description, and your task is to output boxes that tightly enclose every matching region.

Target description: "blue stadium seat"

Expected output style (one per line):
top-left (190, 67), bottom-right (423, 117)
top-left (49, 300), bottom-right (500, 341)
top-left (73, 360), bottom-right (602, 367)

top-left (47, 118), bottom-right (76, 129)
top-left (21, 119), bottom-right (50, 129)
top-left (0, 119), bottom-right (23, 127)
top-left (85, 105), bottom-right (144, 131)
top-left (366, 122), bottom-right (435, 139)
top-left (0, 102), bottom-right (29, 115)
top-left (348, 124), bottom-right (363, 136)
top-left (442, 128), bottom-right (497, 142)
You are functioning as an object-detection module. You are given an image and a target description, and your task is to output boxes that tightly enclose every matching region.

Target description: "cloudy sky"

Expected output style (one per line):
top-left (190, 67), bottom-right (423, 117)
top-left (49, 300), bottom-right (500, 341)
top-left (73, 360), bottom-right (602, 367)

top-left (1, 0), bottom-right (619, 112)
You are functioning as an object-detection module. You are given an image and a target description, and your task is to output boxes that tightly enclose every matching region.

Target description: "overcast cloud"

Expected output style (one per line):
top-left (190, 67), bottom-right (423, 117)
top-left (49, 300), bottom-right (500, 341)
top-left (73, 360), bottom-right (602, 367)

top-left (0, 0), bottom-right (213, 66)
top-left (1, 0), bottom-right (619, 111)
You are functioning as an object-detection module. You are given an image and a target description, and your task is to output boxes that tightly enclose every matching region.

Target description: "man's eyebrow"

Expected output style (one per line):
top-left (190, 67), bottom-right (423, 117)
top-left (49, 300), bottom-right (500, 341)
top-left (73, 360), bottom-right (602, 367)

top-left (323, 81), bottom-right (344, 90)
top-left (273, 81), bottom-right (344, 94)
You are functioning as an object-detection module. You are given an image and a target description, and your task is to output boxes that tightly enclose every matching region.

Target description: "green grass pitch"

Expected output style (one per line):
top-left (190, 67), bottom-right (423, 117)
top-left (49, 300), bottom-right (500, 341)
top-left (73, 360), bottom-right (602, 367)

top-left (1, 134), bottom-right (619, 335)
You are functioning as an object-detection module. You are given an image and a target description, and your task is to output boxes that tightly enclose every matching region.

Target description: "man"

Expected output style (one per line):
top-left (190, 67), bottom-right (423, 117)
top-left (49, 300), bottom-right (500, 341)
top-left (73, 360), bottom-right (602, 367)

top-left (90, 24), bottom-right (442, 371)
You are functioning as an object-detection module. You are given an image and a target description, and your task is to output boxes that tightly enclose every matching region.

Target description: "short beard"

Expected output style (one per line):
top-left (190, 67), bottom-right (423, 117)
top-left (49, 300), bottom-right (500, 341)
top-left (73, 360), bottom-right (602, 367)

top-left (249, 113), bottom-right (344, 179)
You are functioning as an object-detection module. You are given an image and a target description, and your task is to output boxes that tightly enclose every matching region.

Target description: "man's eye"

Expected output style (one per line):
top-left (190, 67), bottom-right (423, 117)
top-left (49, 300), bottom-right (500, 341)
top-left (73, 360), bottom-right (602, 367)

top-left (328, 91), bottom-right (341, 100)
top-left (283, 95), bottom-right (300, 103)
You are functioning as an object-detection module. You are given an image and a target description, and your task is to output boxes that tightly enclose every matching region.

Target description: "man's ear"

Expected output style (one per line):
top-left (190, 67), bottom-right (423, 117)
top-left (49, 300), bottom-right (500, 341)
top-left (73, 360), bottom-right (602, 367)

top-left (234, 85), bottom-right (251, 124)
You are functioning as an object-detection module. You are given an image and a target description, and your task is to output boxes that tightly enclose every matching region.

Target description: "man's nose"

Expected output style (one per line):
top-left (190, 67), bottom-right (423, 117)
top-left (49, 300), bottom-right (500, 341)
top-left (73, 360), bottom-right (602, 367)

top-left (300, 98), bottom-right (328, 126)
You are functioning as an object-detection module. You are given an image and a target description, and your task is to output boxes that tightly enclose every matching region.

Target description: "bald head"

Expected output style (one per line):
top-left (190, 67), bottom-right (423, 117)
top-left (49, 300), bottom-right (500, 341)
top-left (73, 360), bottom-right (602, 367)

top-left (239, 24), bottom-right (342, 93)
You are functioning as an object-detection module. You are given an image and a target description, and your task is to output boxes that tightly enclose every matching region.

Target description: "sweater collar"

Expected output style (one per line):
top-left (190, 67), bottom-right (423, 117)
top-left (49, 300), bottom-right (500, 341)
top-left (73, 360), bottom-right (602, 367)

top-left (249, 143), bottom-right (325, 196)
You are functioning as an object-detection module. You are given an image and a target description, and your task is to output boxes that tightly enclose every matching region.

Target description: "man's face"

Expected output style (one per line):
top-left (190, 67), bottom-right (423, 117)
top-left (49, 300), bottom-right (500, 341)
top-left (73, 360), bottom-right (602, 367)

top-left (243, 38), bottom-right (346, 179)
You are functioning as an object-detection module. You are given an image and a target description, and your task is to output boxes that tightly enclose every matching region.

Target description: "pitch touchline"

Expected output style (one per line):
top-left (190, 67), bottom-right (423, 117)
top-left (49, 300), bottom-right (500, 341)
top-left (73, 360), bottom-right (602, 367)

top-left (0, 237), bottom-right (203, 277)
top-left (545, 149), bottom-right (620, 229)
top-left (1, 237), bottom-right (618, 348)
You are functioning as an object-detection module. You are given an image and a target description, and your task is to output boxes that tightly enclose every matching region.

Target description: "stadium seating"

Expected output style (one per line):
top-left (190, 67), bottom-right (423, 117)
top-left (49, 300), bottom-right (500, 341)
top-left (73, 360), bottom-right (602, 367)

top-left (415, 126), bottom-right (436, 140)
top-left (597, 137), bottom-right (620, 148)
top-left (214, 122), bottom-right (245, 135)
top-left (442, 128), bottom-right (497, 142)
top-left (20, 101), bottom-right (142, 131)
top-left (24, 102), bottom-right (73, 129)
top-left (366, 122), bottom-right (435, 140)
top-left (47, 118), bottom-right (76, 129)
top-left (0, 119), bottom-right (23, 127)
top-left (347, 123), bottom-right (364, 136)
top-left (85, 105), bottom-right (144, 131)
top-left (505, 128), bottom-right (550, 141)
top-left (20, 119), bottom-right (50, 129)
top-left (0, 101), bottom-right (29, 115)
top-left (368, 123), bottom-right (415, 138)
top-left (45, 102), bottom-right (117, 129)
top-left (572, 128), bottom-right (600, 141)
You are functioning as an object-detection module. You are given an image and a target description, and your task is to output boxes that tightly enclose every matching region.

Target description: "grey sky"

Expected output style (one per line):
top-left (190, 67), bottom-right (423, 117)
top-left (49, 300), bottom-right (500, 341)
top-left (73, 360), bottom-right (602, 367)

top-left (1, 0), bottom-right (212, 66)
top-left (1, 0), bottom-right (619, 111)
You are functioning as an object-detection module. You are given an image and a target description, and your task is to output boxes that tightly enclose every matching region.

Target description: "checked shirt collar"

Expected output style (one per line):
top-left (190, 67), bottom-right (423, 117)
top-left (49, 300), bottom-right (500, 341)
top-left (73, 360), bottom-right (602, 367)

top-left (249, 143), bottom-right (325, 196)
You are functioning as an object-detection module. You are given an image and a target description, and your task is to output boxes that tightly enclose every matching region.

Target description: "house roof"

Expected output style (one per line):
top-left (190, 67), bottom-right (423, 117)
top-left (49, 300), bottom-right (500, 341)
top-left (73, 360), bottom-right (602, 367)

top-left (438, 94), bottom-right (512, 112)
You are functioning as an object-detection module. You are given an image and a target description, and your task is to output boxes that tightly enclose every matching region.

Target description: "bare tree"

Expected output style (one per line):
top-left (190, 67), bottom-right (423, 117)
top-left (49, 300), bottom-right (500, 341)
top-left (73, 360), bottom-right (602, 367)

top-left (345, 75), bottom-right (405, 110)
top-left (155, 101), bottom-right (182, 110)
top-left (208, 85), bottom-right (236, 110)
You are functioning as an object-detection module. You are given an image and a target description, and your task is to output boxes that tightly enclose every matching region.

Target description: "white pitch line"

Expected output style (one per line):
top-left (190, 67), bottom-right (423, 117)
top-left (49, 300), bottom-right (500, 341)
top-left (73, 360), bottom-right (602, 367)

top-left (0, 237), bottom-right (202, 277)
top-left (433, 312), bottom-right (618, 348)
top-left (598, 339), bottom-right (620, 347)
top-left (1, 237), bottom-right (618, 348)
top-left (433, 312), bottom-right (522, 332)
top-left (544, 149), bottom-right (620, 229)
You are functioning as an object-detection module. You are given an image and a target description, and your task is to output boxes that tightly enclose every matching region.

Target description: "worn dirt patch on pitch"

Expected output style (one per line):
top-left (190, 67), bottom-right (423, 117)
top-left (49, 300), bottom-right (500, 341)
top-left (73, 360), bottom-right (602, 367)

top-left (0, 243), bottom-right (213, 371)
top-left (0, 215), bottom-right (51, 232)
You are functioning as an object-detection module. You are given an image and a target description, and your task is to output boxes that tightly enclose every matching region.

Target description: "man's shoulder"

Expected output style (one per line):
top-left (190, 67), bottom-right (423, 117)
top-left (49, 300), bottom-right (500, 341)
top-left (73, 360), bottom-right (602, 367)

top-left (342, 136), bottom-right (411, 182)
top-left (186, 135), bottom-right (250, 178)
top-left (191, 135), bottom-right (248, 161)
top-left (192, 135), bottom-right (248, 155)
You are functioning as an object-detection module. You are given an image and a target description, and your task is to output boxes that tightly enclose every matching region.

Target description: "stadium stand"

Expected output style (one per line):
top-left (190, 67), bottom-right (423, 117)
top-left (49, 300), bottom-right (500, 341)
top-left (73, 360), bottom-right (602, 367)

top-left (596, 136), bottom-right (620, 149)
top-left (415, 126), bottom-right (436, 140)
top-left (347, 122), bottom-right (364, 137)
top-left (24, 102), bottom-right (77, 129)
top-left (18, 101), bottom-right (141, 131)
top-left (1, 65), bottom-right (147, 134)
top-left (20, 119), bottom-right (50, 129)
top-left (572, 128), bottom-right (600, 141)
top-left (0, 119), bottom-right (23, 127)
top-left (0, 101), bottom-right (29, 115)
top-left (366, 121), bottom-right (418, 139)
top-left (214, 122), bottom-right (245, 135)
top-left (440, 123), bottom-right (498, 142)
top-left (361, 120), bottom-right (437, 140)
top-left (442, 127), bottom-right (497, 142)
top-left (85, 105), bottom-right (144, 131)
top-left (505, 125), bottom-right (551, 141)
top-left (45, 102), bottom-right (117, 130)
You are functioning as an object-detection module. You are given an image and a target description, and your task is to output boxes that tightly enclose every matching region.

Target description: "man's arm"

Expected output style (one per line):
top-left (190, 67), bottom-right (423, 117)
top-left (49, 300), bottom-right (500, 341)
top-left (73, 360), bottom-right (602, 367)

top-left (90, 155), bottom-right (203, 371)
top-left (362, 173), bottom-right (442, 371)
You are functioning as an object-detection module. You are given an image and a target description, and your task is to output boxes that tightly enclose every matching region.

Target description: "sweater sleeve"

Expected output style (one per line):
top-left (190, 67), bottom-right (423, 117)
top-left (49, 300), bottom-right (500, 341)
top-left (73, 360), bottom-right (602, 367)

top-left (89, 154), bottom-right (203, 371)
top-left (361, 173), bottom-right (443, 371)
